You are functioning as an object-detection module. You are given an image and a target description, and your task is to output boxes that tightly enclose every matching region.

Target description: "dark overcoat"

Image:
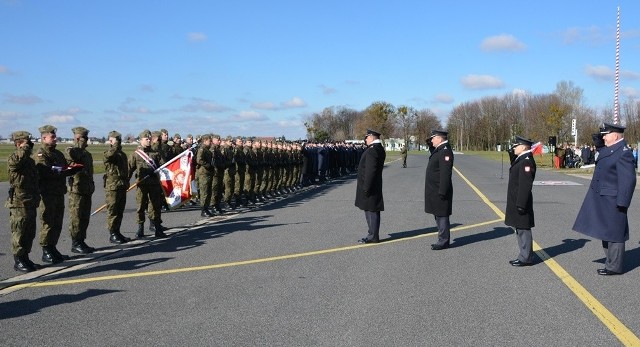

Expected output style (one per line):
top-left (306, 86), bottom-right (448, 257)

top-left (505, 151), bottom-right (536, 229)
top-left (355, 142), bottom-right (385, 211)
top-left (424, 142), bottom-right (454, 216)
top-left (573, 139), bottom-right (636, 242)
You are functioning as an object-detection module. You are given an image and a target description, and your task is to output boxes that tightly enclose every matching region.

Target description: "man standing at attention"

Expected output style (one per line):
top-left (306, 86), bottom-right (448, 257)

top-left (400, 144), bottom-right (407, 168)
top-left (425, 129), bottom-right (454, 250)
top-left (573, 123), bottom-right (636, 275)
top-left (505, 136), bottom-right (537, 266)
top-left (66, 126), bottom-right (96, 254)
top-left (355, 129), bottom-right (386, 244)
top-left (6, 131), bottom-right (41, 272)
top-left (104, 130), bottom-right (131, 244)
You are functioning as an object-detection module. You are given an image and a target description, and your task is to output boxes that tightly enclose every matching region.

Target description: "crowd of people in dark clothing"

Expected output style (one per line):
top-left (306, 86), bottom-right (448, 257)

top-left (300, 142), bottom-right (366, 185)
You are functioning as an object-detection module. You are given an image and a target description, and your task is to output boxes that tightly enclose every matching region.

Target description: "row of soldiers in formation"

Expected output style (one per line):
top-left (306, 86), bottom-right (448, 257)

top-left (5, 125), bottom-right (367, 273)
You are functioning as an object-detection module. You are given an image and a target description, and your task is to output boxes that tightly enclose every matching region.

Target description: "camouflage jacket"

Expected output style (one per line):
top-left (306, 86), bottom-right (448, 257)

top-left (7, 146), bottom-right (40, 208)
top-left (196, 145), bottom-right (214, 175)
top-left (128, 146), bottom-right (163, 186)
top-left (33, 144), bottom-right (70, 196)
top-left (103, 145), bottom-right (129, 191)
top-left (234, 146), bottom-right (247, 172)
top-left (67, 144), bottom-right (95, 195)
top-left (223, 145), bottom-right (236, 175)
top-left (211, 145), bottom-right (226, 171)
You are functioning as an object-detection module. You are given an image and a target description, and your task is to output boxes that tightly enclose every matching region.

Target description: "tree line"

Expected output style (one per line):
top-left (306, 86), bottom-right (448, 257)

top-left (305, 81), bottom-right (640, 150)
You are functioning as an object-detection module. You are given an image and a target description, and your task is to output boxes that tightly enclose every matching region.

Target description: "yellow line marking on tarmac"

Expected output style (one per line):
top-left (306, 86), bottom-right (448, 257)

top-left (4, 218), bottom-right (502, 291)
top-left (454, 166), bottom-right (640, 346)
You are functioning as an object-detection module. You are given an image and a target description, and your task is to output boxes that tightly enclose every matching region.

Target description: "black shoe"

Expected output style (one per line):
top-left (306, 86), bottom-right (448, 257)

top-left (24, 257), bottom-right (42, 270)
top-left (154, 230), bottom-right (168, 238)
top-left (110, 232), bottom-right (130, 244)
top-left (431, 242), bottom-right (450, 250)
top-left (14, 257), bottom-right (37, 273)
top-left (597, 268), bottom-right (621, 276)
top-left (509, 259), bottom-right (533, 267)
top-left (136, 224), bottom-right (145, 238)
top-left (201, 208), bottom-right (214, 217)
top-left (71, 241), bottom-right (95, 254)
top-left (50, 247), bottom-right (71, 260)
top-left (42, 248), bottom-right (63, 264)
top-left (215, 206), bottom-right (225, 214)
top-left (357, 237), bottom-right (379, 244)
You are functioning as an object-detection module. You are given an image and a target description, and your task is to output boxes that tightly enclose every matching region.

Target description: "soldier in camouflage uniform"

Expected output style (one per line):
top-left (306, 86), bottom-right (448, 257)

top-left (196, 134), bottom-right (215, 217)
top-left (254, 140), bottom-right (266, 202)
top-left (234, 136), bottom-right (247, 206)
top-left (171, 133), bottom-right (183, 158)
top-left (129, 129), bottom-right (168, 238)
top-left (34, 125), bottom-right (79, 263)
top-left (159, 128), bottom-right (173, 161)
top-left (244, 138), bottom-right (257, 204)
top-left (104, 130), bottom-right (131, 244)
top-left (66, 126), bottom-right (96, 254)
top-left (210, 134), bottom-right (226, 213)
top-left (223, 136), bottom-right (237, 209)
top-left (6, 131), bottom-right (41, 272)
top-left (262, 141), bottom-right (273, 197)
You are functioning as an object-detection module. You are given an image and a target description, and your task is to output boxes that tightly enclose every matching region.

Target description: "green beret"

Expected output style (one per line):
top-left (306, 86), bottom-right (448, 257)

top-left (139, 129), bottom-right (151, 139)
top-left (72, 126), bottom-right (89, 136)
top-left (160, 129), bottom-right (168, 134)
top-left (108, 130), bottom-right (122, 139)
top-left (211, 134), bottom-right (221, 140)
top-left (11, 131), bottom-right (31, 141)
top-left (200, 134), bottom-right (211, 141)
top-left (151, 131), bottom-right (162, 138)
top-left (39, 125), bottom-right (57, 135)
top-left (173, 133), bottom-right (181, 139)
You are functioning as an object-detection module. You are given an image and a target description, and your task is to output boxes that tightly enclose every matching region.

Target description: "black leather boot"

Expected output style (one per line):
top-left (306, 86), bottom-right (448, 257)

top-left (153, 221), bottom-right (168, 238)
top-left (136, 224), bottom-right (145, 238)
top-left (14, 255), bottom-right (36, 273)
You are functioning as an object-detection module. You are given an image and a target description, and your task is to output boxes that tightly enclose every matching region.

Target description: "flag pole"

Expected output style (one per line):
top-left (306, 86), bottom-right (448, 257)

top-left (613, 6), bottom-right (620, 125)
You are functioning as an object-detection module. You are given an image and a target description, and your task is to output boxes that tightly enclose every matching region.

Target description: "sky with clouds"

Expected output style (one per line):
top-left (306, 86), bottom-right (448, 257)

top-left (1, 0), bottom-right (639, 139)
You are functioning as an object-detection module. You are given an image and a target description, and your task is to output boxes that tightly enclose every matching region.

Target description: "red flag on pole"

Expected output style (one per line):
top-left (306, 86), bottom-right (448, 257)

top-left (157, 150), bottom-right (194, 209)
top-left (531, 142), bottom-right (543, 156)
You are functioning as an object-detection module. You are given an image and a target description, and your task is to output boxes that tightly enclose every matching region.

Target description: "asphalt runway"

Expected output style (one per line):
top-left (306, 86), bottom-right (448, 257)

top-left (1, 153), bottom-right (639, 346)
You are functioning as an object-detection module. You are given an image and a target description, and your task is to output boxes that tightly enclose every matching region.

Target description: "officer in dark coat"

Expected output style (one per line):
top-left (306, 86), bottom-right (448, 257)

top-left (505, 136), bottom-right (537, 266)
top-left (424, 130), bottom-right (454, 250)
top-left (573, 123), bottom-right (636, 275)
top-left (355, 129), bottom-right (386, 243)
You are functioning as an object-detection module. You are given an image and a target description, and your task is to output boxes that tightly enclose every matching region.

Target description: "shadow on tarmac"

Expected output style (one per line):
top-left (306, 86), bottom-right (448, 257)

top-left (451, 226), bottom-right (513, 247)
top-left (385, 223), bottom-right (462, 241)
top-left (0, 289), bottom-right (122, 320)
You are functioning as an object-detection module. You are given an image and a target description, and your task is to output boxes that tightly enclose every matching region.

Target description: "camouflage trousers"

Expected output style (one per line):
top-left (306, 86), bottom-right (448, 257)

top-left (10, 206), bottom-right (37, 257)
top-left (235, 169), bottom-right (246, 198)
top-left (224, 171), bottom-right (236, 203)
top-left (39, 194), bottom-right (65, 248)
top-left (212, 173), bottom-right (224, 207)
top-left (68, 192), bottom-right (92, 242)
top-left (197, 173), bottom-right (213, 208)
top-left (136, 184), bottom-right (163, 224)
top-left (260, 167), bottom-right (270, 194)
top-left (245, 169), bottom-right (256, 198)
top-left (106, 189), bottom-right (126, 233)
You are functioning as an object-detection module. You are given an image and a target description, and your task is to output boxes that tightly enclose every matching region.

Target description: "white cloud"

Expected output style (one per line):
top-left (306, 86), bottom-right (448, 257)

top-left (252, 101), bottom-right (278, 110)
top-left (230, 111), bottom-right (268, 122)
top-left (0, 65), bottom-right (8, 74)
top-left (622, 70), bottom-right (640, 80)
top-left (187, 32), bottom-right (207, 42)
top-left (461, 74), bottom-right (505, 90)
top-left (2, 93), bottom-right (45, 105)
top-left (433, 93), bottom-right (453, 104)
top-left (282, 97), bottom-right (307, 108)
top-left (480, 34), bottom-right (526, 52)
top-left (622, 87), bottom-right (640, 99)
top-left (277, 119), bottom-right (302, 127)
top-left (44, 115), bottom-right (76, 123)
top-left (585, 65), bottom-right (612, 81)
top-left (559, 26), bottom-right (607, 45)
top-left (140, 84), bottom-right (155, 92)
top-left (180, 98), bottom-right (231, 113)
top-left (319, 84), bottom-right (337, 95)
top-left (511, 89), bottom-right (529, 97)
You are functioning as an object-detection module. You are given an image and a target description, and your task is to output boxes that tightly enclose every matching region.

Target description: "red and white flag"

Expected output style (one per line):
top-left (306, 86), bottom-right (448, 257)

top-left (157, 149), bottom-right (194, 209)
top-left (531, 142), bottom-right (543, 156)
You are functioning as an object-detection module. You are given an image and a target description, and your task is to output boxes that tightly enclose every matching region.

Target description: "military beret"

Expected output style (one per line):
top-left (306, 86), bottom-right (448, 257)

top-left (108, 130), bottom-right (122, 139)
top-left (429, 129), bottom-right (448, 138)
top-left (186, 134), bottom-right (193, 138)
top-left (151, 131), bottom-right (162, 138)
top-left (173, 133), bottom-right (181, 139)
top-left (225, 135), bottom-right (233, 141)
top-left (211, 134), bottom-right (221, 140)
top-left (600, 122), bottom-right (626, 134)
top-left (236, 136), bottom-right (244, 141)
top-left (160, 128), bottom-right (169, 134)
top-left (11, 130), bottom-right (31, 141)
top-left (200, 134), bottom-right (211, 141)
top-left (139, 129), bottom-right (152, 139)
top-left (512, 135), bottom-right (534, 147)
top-left (72, 126), bottom-right (89, 136)
top-left (39, 125), bottom-right (57, 135)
